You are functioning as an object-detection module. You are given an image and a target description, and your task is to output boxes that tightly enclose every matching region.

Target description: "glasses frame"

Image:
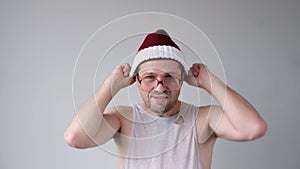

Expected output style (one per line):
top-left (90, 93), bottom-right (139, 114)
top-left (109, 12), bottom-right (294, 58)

top-left (136, 73), bottom-right (184, 92)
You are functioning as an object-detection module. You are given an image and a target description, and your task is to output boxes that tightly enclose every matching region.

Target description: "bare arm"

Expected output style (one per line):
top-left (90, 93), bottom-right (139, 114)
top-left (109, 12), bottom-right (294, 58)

top-left (186, 64), bottom-right (267, 141)
top-left (64, 64), bottom-right (134, 148)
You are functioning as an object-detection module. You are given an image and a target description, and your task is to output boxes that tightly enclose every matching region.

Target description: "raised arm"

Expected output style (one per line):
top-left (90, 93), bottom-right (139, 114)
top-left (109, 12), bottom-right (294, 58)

top-left (185, 63), bottom-right (267, 141)
top-left (64, 64), bottom-right (135, 148)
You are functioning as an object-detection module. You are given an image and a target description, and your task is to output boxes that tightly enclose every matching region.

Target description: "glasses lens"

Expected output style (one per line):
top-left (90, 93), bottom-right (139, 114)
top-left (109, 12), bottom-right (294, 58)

top-left (139, 75), bottom-right (181, 91)
top-left (164, 77), bottom-right (181, 90)
top-left (140, 77), bottom-right (156, 91)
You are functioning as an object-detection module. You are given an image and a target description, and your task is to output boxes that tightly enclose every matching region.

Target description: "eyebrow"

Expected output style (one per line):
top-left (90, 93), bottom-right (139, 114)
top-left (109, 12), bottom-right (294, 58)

top-left (135, 63), bottom-right (184, 76)
top-left (140, 72), bottom-right (182, 78)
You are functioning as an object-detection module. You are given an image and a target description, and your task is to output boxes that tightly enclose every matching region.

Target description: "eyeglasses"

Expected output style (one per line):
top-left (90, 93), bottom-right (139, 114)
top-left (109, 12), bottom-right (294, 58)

top-left (137, 74), bottom-right (183, 91)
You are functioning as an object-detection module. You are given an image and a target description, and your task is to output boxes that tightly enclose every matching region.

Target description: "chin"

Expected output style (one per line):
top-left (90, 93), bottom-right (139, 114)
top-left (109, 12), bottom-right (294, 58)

top-left (149, 103), bottom-right (171, 114)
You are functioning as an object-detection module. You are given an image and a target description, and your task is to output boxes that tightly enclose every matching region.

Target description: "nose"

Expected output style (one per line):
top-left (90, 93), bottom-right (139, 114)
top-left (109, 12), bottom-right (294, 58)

top-left (154, 80), bottom-right (167, 92)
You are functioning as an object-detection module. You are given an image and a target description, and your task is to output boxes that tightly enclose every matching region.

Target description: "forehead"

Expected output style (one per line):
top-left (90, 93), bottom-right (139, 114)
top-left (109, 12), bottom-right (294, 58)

top-left (138, 59), bottom-right (182, 75)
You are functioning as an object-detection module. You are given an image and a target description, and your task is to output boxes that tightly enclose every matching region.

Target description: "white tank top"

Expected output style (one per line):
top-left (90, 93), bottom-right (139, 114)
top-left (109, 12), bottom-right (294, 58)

top-left (122, 103), bottom-right (202, 169)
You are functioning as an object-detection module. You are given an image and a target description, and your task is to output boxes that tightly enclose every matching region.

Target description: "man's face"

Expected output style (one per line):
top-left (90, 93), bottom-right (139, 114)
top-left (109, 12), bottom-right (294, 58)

top-left (136, 59), bottom-right (183, 115)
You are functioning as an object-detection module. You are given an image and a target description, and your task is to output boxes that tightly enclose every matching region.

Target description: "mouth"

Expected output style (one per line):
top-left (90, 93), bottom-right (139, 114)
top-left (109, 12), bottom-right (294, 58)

top-left (151, 95), bottom-right (168, 98)
top-left (150, 95), bottom-right (168, 102)
top-left (150, 93), bottom-right (168, 98)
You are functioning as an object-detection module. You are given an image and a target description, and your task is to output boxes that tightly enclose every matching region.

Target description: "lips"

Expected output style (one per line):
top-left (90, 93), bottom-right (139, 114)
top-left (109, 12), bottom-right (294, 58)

top-left (149, 91), bottom-right (169, 103)
top-left (150, 94), bottom-right (168, 98)
top-left (150, 95), bottom-right (168, 103)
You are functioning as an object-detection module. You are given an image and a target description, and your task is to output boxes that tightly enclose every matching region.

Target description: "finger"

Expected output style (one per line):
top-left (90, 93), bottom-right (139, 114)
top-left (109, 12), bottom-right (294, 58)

top-left (187, 68), bottom-right (194, 77)
top-left (193, 69), bottom-right (199, 77)
top-left (200, 63), bottom-right (208, 70)
top-left (193, 64), bottom-right (201, 72)
top-left (189, 67), bottom-right (198, 77)
top-left (122, 63), bottom-right (131, 77)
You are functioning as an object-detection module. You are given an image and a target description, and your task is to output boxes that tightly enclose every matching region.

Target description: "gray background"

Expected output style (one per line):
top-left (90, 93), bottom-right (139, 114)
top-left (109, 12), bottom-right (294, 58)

top-left (1, 0), bottom-right (299, 169)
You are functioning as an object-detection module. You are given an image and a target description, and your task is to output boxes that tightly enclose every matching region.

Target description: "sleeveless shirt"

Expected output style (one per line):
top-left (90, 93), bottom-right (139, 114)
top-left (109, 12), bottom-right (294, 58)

top-left (122, 103), bottom-right (202, 169)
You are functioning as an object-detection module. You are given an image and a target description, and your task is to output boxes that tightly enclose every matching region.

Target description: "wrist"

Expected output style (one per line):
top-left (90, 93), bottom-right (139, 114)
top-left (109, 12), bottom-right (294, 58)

top-left (201, 73), bottom-right (223, 94)
top-left (104, 76), bottom-right (120, 96)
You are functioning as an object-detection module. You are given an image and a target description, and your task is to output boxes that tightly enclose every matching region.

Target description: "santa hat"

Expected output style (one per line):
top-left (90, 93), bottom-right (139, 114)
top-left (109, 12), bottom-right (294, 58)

top-left (129, 29), bottom-right (188, 77)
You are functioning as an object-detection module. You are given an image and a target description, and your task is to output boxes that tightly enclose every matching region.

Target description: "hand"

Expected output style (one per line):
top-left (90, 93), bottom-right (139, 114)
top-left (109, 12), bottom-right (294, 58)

top-left (109, 63), bottom-right (135, 91)
top-left (184, 63), bottom-right (211, 90)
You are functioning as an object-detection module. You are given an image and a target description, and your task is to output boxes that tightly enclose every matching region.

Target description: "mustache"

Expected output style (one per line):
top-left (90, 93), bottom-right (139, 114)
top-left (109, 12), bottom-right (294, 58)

top-left (149, 91), bottom-right (169, 97)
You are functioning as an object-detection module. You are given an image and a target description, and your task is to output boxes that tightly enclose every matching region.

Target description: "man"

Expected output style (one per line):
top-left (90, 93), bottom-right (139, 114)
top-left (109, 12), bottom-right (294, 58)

top-left (64, 29), bottom-right (267, 169)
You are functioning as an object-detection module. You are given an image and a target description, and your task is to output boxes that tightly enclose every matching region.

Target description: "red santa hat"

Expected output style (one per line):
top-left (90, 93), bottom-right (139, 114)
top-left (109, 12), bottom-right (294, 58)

top-left (129, 29), bottom-right (188, 77)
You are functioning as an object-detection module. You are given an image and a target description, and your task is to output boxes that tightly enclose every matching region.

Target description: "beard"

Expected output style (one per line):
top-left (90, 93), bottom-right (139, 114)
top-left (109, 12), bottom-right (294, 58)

top-left (145, 91), bottom-right (178, 115)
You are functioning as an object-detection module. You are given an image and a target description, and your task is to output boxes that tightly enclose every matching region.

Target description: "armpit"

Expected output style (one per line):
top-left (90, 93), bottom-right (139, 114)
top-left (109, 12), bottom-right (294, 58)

top-left (196, 105), bottom-right (223, 143)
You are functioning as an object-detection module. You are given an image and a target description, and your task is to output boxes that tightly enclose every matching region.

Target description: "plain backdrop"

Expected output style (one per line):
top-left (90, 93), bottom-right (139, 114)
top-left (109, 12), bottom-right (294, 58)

top-left (1, 0), bottom-right (299, 169)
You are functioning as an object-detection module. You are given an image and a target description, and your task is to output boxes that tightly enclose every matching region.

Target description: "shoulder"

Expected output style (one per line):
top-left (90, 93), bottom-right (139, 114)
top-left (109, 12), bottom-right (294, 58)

top-left (183, 104), bottom-right (221, 122)
top-left (104, 105), bottom-right (133, 119)
top-left (104, 105), bottom-right (133, 113)
top-left (104, 105), bottom-right (134, 127)
top-left (105, 105), bottom-right (135, 138)
top-left (197, 105), bottom-right (223, 119)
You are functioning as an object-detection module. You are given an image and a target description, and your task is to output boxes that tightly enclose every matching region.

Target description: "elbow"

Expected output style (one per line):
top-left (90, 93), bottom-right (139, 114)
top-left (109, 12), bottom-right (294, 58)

top-left (64, 131), bottom-right (86, 149)
top-left (245, 119), bottom-right (268, 141)
top-left (64, 131), bottom-right (79, 148)
top-left (64, 128), bottom-right (98, 149)
top-left (256, 119), bottom-right (268, 138)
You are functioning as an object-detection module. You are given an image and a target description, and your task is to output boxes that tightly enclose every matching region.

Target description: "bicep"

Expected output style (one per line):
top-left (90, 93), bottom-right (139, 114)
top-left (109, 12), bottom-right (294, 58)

top-left (197, 105), bottom-right (251, 142)
top-left (64, 108), bottom-right (121, 149)
top-left (64, 116), bottom-right (99, 148)
top-left (210, 106), bottom-right (246, 141)
top-left (92, 108), bottom-right (121, 145)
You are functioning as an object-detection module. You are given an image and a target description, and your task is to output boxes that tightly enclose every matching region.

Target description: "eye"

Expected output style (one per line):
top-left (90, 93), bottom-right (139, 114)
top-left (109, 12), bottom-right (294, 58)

top-left (165, 74), bottom-right (173, 78)
top-left (165, 74), bottom-right (178, 80)
top-left (143, 75), bottom-right (156, 81)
